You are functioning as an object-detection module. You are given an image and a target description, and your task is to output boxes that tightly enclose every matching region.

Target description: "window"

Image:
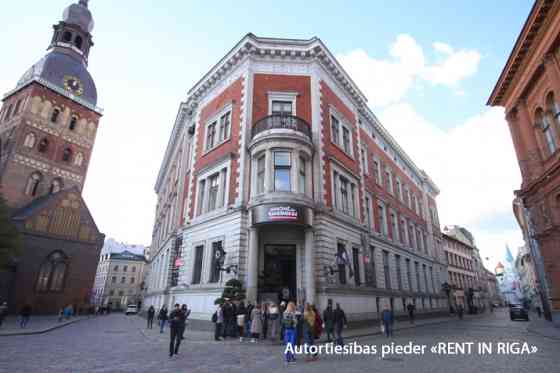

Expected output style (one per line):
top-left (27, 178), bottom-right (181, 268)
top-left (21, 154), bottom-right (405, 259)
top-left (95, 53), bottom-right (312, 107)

top-left (331, 115), bottom-right (340, 145)
top-left (114, 265), bottom-right (119, 271)
top-left (274, 151), bottom-right (291, 191)
top-left (409, 221), bottom-right (416, 249)
top-left (123, 265), bottom-right (128, 272)
top-left (395, 255), bottom-right (403, 290)
top-left (423, 264), bottom-right (429, 294)
top-left (256, 155), bottom-right (265, 194)
top-left (74, 152), bottom-right (84, 166)
top-left (69, 116), bottom-right (77, 131)
top-left (132, 266), bottom-right (136, 272)
top-left (429, 266), bottom-right (435, 293)
top-left (340, 177), bottom-right (349, 214)
top-left (366, 246), bottom-right (377, 287)
top-left (207, 173), bottom-right (220, 211)
top-left (361, 147), bottom-right (368, 174)
top-left (365, 196), bottom-right (373, 230)
top-left (121, 277), bottom-right (125, 283)
top-left (372, 157), bottom-right (381, 184)
top-left (192, 245), bottom-right (204, 284)
top-left (298, 156), bottom-right (306, 194)
top-left (404, 186), bottom-right (410, 207)
top-left (271, 101), bottom-right (292, 115)
top-left (416, 229), bottom-right (423, 251)
top-left (205, 121), bottom-right (216, 151)
top-left (38, 138), bottom-right (49, 153)
top-left (51, 108), bottom-right (60, 123)
top-left (400, 217), bottom-right (407, 245)
top-left (377, 201), bottom-right (388, 236)
top-left (218, 111), bottom-right (231, 142)
top-left (406, 259), bottom-right (412, 291)
top-left (111, 276), bottom-right (116, 284)
top-left (396, 178), bottom-right (402, 200)
top-left (25, 172), bottom-right (42, 196)
top-left (352, 247), bottom-right (361, 286)
top-left (14, 100), bottom-right (22, 115)
top-left (415, 262), bottom-right (421, 292)
top-left (49, 179), bottom-right (62, 194)
top-left (337, 243), bottom-right (347, 285)
top-left (35, 251), bottom-right (67, 292)
top-left (62, 148), bottom-right (72, 162)
top-left (383, 250), bottom-right (391, 289)
top-left (197, 179), bottom-right (206, 215)
top-left (24, 133), bottom-right (36, 148)
top-left (75, 35), bottom-right (83, 49)
top-left (342, 127), bottom-right (351, 154)
top-left (385, 169), bottom-right (393, 194)
top-left (210, 241), bottom-right (223, 283)
top-left (130, 277), bottom-right (135, 284)
top-left (390, 211), bottom-right (399, 241)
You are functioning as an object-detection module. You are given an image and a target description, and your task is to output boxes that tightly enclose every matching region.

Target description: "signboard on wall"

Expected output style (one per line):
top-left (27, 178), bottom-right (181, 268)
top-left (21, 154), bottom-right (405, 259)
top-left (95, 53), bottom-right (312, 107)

top-left (252, 204), bottom-right (308, 226)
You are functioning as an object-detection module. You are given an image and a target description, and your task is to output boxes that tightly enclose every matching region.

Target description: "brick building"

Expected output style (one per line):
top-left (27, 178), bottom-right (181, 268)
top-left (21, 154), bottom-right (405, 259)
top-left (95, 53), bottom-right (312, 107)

top-left (488, 0), bottom-right (560, 324)
top-left (144, 34), bottom-right (448, 321)
top-left (0, 0), bottom-right (104, 314)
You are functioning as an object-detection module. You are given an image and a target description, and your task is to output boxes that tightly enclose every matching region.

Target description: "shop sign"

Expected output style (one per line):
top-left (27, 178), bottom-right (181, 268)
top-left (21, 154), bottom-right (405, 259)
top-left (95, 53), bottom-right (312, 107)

top-left (253, 204), bottom-right (307, 225)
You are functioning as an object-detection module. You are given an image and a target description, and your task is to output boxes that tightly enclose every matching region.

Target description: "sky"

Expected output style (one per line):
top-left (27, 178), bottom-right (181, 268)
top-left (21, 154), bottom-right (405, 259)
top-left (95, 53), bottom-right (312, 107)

top-left (0, 0), bottom-right (534, 270)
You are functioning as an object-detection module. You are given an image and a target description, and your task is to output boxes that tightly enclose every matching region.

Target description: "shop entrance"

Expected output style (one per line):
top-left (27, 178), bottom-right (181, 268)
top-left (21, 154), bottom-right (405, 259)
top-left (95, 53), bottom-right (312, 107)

top-left (259, 244), bottom-right (297, 303)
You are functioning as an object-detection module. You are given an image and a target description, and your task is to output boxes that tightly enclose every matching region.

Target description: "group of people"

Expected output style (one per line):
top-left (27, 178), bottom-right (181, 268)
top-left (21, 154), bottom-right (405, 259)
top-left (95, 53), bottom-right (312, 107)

top-left (211, 299), bottom-right (348, 363)
top-left (146, 304), bottom-right (191, 358)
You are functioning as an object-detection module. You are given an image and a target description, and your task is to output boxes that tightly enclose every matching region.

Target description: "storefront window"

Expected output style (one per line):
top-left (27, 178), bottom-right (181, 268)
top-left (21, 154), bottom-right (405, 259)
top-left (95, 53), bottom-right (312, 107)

top-left (274, 151), bottom-right (291, 191)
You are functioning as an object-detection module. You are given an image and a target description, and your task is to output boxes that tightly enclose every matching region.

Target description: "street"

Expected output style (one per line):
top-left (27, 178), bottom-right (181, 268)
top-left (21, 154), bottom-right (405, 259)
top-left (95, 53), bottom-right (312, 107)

top-left (0, 309), bottom-right (558, 373)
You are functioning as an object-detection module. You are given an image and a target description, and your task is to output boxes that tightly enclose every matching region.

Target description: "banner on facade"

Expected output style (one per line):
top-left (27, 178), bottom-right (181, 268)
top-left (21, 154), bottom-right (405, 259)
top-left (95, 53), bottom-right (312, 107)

top-left (252, 204), bottom-right (307, 225)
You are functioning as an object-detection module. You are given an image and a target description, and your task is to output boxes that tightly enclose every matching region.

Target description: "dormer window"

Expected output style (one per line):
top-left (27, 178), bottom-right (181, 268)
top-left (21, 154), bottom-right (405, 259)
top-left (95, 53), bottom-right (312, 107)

top-left (51, 109), bottom-right (60, 123)
top-left (63, 31), bottom-right (72, 43)
top-left (69, 116), bottom-right (77, 131)
top-left (74, 36), bottom-right (83, 49)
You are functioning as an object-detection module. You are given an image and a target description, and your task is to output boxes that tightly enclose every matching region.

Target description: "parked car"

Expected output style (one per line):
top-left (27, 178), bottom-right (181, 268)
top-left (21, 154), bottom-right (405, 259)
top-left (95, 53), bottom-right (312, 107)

top-left (125, 304), bottom-right (138, 315)
top-left (509, 304), bottom-right (529, 321)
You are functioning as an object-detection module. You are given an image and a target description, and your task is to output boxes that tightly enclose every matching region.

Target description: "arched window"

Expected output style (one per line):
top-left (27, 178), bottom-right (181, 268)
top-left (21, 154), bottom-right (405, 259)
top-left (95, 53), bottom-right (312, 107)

top-left (63, 31), bottom-right (72, 42)
top-left (51, 108), bottom-right (60, 123)
top-left (49, 179), bottom-right (62, 194)
top-left (14, 99), bottom-right (22, 115)
top-left (38, 138), bottom-right (49, 153)
top-left (24, 133), bottom-right (36, 148)
top-left (25, 172), bottom-right (42, 196)
top-left (62, 148), bottom-right (72, 162)
top-left (536, 108), bottom-right (557, 155)
top-left (4, 104), bottom-right (13, 122)
top-left (36, 251), bottom-right (68, 292)
top-left (546, 92), bottom-right (560, 126)
top-left (74, 36), bottom-right (83, 49)
top-left (69, 116), bottom-right (77, 131)
top-left (74, 152), bottom-right (84, 166)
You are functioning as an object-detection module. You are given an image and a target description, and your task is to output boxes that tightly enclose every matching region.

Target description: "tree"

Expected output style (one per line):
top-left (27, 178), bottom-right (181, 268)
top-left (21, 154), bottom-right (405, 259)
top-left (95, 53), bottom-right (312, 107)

top-left (0, 194), bottom-right (22, 270)
top-left (214, 278), bottom-right (245, 305)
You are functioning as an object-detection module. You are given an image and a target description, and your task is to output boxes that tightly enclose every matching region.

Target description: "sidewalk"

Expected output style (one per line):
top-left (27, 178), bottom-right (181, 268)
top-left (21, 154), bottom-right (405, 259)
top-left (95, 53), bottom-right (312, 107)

top-left (0, 315), bottom-right (89, 337)
top-left (527, 314), bottom-right (560, 341)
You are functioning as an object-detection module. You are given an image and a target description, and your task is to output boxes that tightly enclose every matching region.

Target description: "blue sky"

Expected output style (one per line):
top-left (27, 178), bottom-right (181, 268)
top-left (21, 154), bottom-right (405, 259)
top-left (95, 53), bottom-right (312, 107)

top-left (0, 1), bottom-right (533, 269)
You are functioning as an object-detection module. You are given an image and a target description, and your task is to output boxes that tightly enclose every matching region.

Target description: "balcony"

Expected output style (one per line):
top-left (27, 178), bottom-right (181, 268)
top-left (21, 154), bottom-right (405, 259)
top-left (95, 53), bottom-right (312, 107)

top-left (251, 114), bottom-right (312, 141)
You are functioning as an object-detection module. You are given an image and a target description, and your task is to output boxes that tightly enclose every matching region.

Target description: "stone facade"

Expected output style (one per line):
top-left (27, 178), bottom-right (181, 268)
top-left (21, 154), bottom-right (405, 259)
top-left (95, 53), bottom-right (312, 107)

top-left (488, 0), bottom-right (560, 324)
top-left (145, 34), bottom-right (448, 321)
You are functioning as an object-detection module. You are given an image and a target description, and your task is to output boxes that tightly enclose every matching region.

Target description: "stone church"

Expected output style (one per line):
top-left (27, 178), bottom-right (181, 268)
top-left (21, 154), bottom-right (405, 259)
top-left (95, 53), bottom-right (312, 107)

top-left (0, 0), bottom-right (104, 314)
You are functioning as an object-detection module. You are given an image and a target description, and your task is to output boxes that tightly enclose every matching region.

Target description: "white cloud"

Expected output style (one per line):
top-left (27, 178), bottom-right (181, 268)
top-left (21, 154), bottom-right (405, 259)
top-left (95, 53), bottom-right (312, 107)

top-left (337, 34), bottom-right (481, 106)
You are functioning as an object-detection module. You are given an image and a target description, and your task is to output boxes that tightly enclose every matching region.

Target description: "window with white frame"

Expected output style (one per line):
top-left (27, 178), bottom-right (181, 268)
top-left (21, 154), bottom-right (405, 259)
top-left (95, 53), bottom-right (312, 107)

top-left (377, 200), bottom-right (388, 236)
top-left (218, 111), bottom-right (231, 142)
top-left (332, 168), bottom-right (358, 218)
top-left (390, 210), bottom-right (399, 241)
top-left (205, 122), bottom-right (216, 151)
top-left (271, 101), bottom-right (293, 115)
top-left (342, 126), bottom-right (351, 154)
top-left (268, 92), bottom-right (297, 116)
top-left (361, 147), bottom-right (368, 175)
top-left (372, 157), bottom-right (381, 185)
top-left (205, 107), bottom-right (232, 152)
top-left (192, 244), bottom-right (204, 284)
top-left (331, 115), bottom-right (340, 145)
top-left (400, 217), bottom-right (407, 245)
top-left (385, 168), bottom-right (393, 194)
top-left (274, 151), bottom-right (291, 191)
top-left (207, 173), bottom-right (220, 211)
top-left (404, 185), bottom-right (410, 208)
top-left (298, 156), bottom-right (306, 194)
top-left (396, 178), bottom-right (402, 201)
top-left (365, 196), bottom-right (373, 230)
top-left (330, 112), bottom-right (353, 156)
top-left (256, 154), bottom-right (265, 194)
top-left (195, 163), bottom-right (229, 217)
top-left (408, 221), bottom-right (416, 249)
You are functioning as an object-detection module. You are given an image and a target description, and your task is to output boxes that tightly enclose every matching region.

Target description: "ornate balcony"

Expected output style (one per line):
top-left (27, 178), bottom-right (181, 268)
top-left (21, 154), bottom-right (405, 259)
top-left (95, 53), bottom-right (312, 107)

top-left (251, 114), bottom-right (312, 141)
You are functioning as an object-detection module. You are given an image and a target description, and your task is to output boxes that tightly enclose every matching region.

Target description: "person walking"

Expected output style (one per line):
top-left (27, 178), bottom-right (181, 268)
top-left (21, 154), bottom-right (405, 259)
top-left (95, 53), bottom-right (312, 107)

top-left (268, 302), bottom-right (280, 341)
top-left (237, 302), bottom-right (246, 342)
top-left (381, 304), bottom-right (394, 337)
top-left (322, 302), bottom-right (335, 343)
top-left (19, 304), bottom-right (32, 329)
top-left (303, 303), bottom-right (318, 361)
top-left (213, 303), bottom-right (224, 341)
top-left (180, 304), bottom-right (191, 340)
top-left (245, 301), bottom-right (254, 339)
top-left (282, 302), bottom-right (297, 364)
top-left (250, 303), bottom-right (262, 342)
top-left (333, 303), bottom-right (347, 346)
top-left (457, 304), bottom-right (464, 320)
top-left (312, 305), bottom-right (323, 342)
top-left (0, 302), bottom-right (8, 328)
top-left (262, 303), bottom-right (269, 339)
top-left (168, 304), bottom-right (185, 357)
top-left (536, 306), bottom-right (542, 318)
top-left (147, 306), bottom-right (155, 329)
top-left (407, 303), bottom-right (416, 324)
top-left (158, 306), bottom-right (168, 333)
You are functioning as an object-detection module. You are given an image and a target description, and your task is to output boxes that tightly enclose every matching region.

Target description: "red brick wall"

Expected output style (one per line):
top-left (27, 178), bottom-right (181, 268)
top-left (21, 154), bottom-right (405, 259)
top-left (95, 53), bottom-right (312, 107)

top-left (252, 74), bottom-right (311, 123)
top-left (190, 77), bottom-right (244, 219)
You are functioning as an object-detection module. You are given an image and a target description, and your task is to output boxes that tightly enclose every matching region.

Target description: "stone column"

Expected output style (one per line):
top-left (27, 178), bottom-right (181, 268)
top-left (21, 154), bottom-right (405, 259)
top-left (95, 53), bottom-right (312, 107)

top-left (246, 227), bottom-right (259, 303)
top-left (304, 228), bottom-right (315, 304)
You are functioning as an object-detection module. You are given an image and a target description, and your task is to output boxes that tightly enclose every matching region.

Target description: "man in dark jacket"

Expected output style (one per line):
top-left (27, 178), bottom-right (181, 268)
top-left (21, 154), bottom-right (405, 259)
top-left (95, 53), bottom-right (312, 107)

top-left (407, 303), bottom-right (415, 324)
top-left (158, 306), bottom-right (168, 333)
top-left (333, 303), bottom-right (347, 346)
top-left (180, 304), bottom-right (191, 340)
top-left (323, 302), bottom-right (335, 342)
top-left (381, 304), bottom-right (394, 337)
top-left (169, 304), bottom-right (185, 357)
top-left (147, 306), bottom-right (155, 329)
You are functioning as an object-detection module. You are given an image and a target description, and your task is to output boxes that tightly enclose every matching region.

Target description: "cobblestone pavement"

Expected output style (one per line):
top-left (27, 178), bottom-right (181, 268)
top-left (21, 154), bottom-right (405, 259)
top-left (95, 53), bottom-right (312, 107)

top-left (0, 315), bottom-right (87, 336)
top-left (0, 309), bottom-right (558, 373)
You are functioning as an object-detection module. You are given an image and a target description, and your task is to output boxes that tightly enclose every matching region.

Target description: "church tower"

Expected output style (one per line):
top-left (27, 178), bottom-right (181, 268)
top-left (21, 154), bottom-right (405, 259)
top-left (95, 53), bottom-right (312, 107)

top-left (0, 1), bottom-right (104, 314)
top-left (0, 0), bottom-right (101, 209)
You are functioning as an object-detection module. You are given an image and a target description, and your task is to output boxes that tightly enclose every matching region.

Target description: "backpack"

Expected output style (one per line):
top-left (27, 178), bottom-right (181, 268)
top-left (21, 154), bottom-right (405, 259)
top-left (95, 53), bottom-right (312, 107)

top-left (211, 311), bottom-right (217, 323)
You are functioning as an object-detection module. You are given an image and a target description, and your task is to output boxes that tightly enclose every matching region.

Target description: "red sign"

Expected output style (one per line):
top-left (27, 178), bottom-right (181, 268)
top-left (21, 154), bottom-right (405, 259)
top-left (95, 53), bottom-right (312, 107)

top-left (174, 258), bottom-right (184, 267)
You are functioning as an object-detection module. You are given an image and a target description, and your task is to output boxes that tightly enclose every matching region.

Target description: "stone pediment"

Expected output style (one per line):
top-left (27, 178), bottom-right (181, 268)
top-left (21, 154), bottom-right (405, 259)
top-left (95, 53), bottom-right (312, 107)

top-left (12, 187), bottom-right (102, 243)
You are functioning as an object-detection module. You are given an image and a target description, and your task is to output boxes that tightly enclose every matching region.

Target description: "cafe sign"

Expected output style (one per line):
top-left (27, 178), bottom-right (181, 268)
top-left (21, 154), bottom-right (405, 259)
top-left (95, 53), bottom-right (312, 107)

top-left (253, 204), bottom-right (307, 225)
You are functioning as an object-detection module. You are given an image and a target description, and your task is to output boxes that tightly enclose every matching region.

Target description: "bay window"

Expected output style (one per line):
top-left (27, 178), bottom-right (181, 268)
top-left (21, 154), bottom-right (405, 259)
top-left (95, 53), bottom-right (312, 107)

top-left (298, 156), bottom-right (306, 194)
top-left (256, 155), bottom-right (265, 194)
top-left (274, 151), bottom-right (291, 191)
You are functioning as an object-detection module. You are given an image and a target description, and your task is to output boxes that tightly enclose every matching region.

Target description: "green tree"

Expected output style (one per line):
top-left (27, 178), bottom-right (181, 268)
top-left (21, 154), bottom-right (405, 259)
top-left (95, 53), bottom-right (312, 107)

top-left (0, 194), bottom-right (22, 269)
top-left (214, 278), bottom-right (245, 305)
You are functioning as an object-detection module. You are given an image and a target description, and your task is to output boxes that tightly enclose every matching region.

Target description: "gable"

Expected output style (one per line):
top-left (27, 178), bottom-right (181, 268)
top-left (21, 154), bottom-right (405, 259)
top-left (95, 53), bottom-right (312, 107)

top-left (14, 188), bottom-right (102, 242)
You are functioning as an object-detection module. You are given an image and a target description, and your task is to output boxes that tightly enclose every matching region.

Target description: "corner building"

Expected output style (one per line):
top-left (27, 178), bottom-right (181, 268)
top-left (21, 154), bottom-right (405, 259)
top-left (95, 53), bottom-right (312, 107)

top-left (145, 34), bottom-right (447, 321)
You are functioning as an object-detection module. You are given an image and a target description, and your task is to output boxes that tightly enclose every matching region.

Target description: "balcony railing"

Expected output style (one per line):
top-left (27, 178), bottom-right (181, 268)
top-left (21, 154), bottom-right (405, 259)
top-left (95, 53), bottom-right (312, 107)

top-left (252, 114), bottom-right (312, 140)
